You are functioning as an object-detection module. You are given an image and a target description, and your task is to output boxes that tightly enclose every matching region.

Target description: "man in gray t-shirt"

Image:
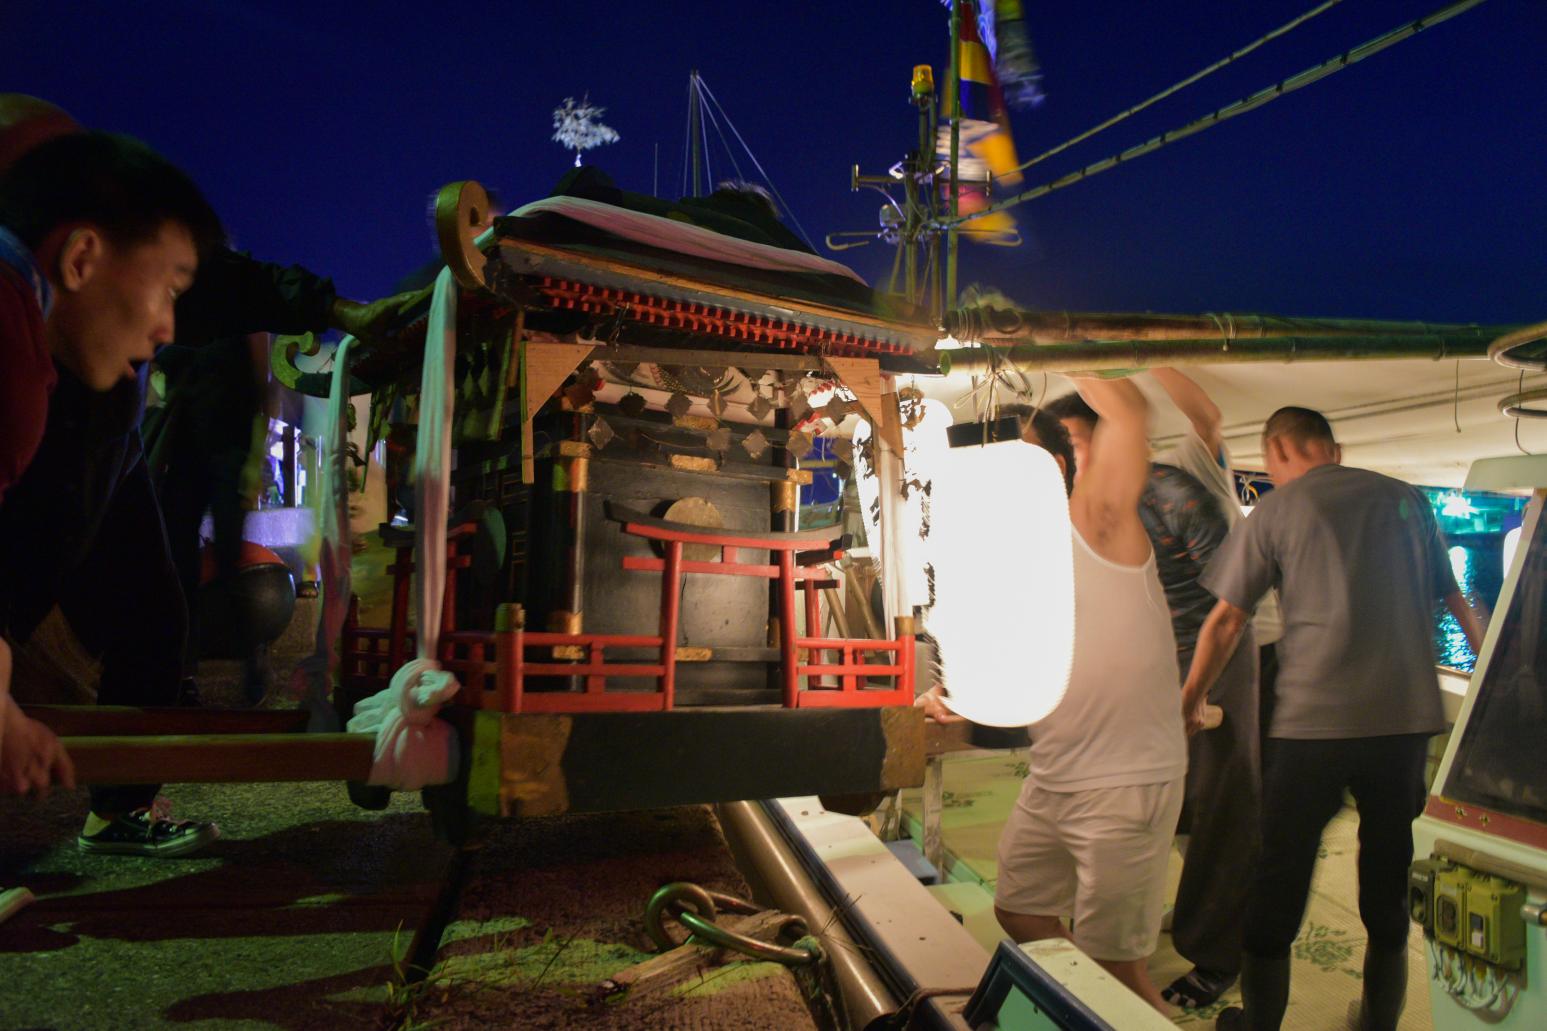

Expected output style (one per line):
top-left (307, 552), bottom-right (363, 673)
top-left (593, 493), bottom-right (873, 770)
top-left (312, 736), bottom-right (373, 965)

top-left (1182, 406), bottom-right (1481, 1031)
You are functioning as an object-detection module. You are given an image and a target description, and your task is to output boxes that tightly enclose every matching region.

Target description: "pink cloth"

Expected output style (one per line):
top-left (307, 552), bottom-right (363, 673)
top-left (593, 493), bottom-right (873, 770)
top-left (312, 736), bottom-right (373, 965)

top-left (507, 196), bottom-right (868, 285)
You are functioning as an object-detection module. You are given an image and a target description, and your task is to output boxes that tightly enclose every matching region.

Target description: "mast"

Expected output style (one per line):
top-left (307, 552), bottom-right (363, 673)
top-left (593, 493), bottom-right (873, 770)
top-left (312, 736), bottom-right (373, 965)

top-left (945, 1), bottom-right (962, 310)
top-left (689, 70), bottom-right (703, 197)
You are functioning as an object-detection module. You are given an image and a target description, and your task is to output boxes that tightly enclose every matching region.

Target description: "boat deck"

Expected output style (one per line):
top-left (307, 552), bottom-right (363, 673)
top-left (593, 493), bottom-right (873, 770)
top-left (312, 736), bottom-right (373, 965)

top-left (899, 748), bottom-right (1435, 1029)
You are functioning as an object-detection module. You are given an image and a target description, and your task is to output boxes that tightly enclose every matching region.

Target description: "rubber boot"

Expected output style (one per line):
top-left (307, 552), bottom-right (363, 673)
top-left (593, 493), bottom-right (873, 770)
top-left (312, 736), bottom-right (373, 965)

top-left (1217, 953), bottom-right (1291, 1030)
top-left (1357, 945), bottom-right (1407, 1031)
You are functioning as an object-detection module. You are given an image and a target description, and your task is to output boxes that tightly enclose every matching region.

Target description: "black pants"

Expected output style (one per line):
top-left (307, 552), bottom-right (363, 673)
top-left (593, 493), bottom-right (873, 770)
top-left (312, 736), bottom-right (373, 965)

top-left (1171, 633), bottom-right (1260, 975)
top-left (159, 440), bottom-right (249, 672)
top-left (63, 457), bottom-right (186, 814)
top-left (1243, 733), bottom-right (1429, 959)
top-left (1257, 642), bottom-right (1279, 750)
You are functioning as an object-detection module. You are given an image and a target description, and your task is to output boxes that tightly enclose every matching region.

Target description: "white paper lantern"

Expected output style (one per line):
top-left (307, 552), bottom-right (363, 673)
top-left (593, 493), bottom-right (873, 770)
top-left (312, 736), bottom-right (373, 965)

top-left (925, 440), bottom-right (1075, 726)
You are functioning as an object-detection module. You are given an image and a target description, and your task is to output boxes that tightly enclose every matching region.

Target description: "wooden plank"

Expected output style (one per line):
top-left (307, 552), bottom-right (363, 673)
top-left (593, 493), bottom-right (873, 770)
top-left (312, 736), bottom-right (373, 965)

top-left (523, 340), bottom-right (595, 483)
top-left (63, 733), bottom-right (376, 785)
top-left (822, 356), bottom-right (901, 451)
top-left (24, 705), bottom-right (311, 738)
top-left (471, 705), bottom-right (924, 818)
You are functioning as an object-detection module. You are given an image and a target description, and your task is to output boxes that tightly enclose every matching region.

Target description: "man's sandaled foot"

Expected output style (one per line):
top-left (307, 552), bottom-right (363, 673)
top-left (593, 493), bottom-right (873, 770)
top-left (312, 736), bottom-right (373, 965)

top-left (1164, 966), bottom-right (1237, 1008)
top-left (78, 805), bottom-right (219, 857)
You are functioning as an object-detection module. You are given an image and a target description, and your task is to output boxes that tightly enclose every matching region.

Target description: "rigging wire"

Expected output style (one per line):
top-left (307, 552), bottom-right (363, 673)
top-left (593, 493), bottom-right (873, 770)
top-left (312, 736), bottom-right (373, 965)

top-left (695, 77), bottom-right (748, 184)
top-left (1009, 0), bottom-right (1345, 178)
top-left (939, 0), bottom-right (1493, 229)
top-left (698, 80), bottom-right (714, 194)
top-left (695, 76), bottom-right (818, 250)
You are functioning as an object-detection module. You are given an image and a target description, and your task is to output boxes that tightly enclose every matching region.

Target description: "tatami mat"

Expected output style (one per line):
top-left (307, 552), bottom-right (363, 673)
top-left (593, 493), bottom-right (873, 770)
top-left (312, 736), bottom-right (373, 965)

top-left (900, 751), bottom-right (1434, 1029)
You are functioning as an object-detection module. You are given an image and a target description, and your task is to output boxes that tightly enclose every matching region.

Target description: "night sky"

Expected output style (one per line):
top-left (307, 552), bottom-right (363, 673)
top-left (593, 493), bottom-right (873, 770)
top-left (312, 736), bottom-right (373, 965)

top-left (11, 1), bottom-right (1545, 325)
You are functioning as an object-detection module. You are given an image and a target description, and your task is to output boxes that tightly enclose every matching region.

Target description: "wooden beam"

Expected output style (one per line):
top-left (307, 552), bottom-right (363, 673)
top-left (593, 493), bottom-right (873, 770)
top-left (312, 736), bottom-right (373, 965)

top-left (469, 705), bottom-right (924, 819)
top-left (822, 356), bottom-right (902, 452)
top-left (62, 733), bottom-right (375, 785)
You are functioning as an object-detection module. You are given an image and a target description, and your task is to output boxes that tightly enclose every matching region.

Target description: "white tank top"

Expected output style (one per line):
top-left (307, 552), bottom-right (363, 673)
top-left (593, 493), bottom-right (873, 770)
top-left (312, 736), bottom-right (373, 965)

top-left (1026, 528), bottom-right (1187, 791)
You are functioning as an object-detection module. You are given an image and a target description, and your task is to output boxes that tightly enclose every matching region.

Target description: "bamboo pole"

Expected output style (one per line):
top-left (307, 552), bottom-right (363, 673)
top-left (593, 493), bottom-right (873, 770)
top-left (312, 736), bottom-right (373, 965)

top-left (936, 334), bottom-right (1498, 376)
top-left (944, 0), bottom-right (962, 310)
top-left (941, 306), bottom-right (1509, 345)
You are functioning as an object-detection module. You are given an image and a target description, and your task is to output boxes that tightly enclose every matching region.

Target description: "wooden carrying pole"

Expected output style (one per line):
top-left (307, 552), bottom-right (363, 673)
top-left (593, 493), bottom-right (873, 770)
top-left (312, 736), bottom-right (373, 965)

top-left (62, 733), bottom-right (376, 785)
top-left (24, 705), bottom-right (377, 785)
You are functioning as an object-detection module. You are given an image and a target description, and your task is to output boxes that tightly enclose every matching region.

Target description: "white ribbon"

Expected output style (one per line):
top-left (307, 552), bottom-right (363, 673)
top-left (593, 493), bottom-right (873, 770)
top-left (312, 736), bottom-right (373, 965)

top-left (348, 268), bottom-right (462, 788)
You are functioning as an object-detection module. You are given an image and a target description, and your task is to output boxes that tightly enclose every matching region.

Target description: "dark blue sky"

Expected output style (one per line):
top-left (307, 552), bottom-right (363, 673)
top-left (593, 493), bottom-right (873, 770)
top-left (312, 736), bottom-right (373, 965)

top-left (11, 0), bottom-right (1545, 324)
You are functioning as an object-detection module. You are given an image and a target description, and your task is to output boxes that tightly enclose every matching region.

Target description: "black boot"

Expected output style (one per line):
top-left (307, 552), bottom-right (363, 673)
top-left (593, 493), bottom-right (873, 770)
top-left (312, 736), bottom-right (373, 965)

top-left (1357, 945), bottom-right (1408, 1031)
top-left (1216, 953), bottom-right (1291, 1031)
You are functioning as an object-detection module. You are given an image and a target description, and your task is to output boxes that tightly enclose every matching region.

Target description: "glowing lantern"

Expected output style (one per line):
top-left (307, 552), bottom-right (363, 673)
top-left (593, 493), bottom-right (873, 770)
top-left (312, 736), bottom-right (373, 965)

top-left (925, 435), bottom-right (1075, 726)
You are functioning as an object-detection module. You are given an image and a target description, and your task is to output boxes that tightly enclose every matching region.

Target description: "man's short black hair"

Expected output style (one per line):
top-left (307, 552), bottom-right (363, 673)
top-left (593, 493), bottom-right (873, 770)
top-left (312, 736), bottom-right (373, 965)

top-left (1263, 405), bottom-right (1336, 450)
top-left (1000, 403), bottom-right (1076, 495)
top-left (1043, 391), bottom-right (1099, 427)
top-left (0, 131), bottom-right (224, 257)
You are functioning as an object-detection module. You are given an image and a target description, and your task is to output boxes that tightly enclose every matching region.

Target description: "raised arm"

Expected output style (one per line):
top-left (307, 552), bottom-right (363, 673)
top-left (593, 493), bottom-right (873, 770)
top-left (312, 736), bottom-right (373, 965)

top-left (1150, 368), bottom-right (1223, 457)
top-left (1068, 376), bottom-right (1151, 562)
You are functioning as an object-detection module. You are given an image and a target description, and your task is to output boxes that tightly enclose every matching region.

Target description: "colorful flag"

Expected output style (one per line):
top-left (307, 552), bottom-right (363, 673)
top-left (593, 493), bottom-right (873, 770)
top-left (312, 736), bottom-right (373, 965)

top-left (937, 0), bottom-right (1029, 245)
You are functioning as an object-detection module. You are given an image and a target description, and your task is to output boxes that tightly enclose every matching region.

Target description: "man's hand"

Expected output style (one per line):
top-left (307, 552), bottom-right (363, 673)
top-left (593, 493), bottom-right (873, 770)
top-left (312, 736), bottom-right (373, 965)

top-left (914, 686), bottom-right (965, 724)
top-left (0, 697), bottom-right (75, 798)
top-left (1182, 697), bottom-right (1224, 736)
top-left (331, 286), bottom-right (434, 342)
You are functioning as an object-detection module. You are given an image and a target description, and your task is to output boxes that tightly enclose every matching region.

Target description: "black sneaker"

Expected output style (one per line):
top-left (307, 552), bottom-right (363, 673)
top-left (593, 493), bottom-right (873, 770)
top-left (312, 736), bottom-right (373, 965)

top-left (77, 807), bottom-right (220, 857)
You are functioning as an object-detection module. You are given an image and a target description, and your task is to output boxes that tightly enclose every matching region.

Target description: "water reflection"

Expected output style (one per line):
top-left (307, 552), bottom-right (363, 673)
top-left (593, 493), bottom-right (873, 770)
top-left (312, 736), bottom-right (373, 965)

top-left (1435, 541), bottom-right (1503, 671)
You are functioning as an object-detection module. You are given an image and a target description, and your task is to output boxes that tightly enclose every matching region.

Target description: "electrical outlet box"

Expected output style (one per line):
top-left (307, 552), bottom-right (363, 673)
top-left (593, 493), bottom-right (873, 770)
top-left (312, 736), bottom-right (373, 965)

top-left (1463, 875), bottom-right (1527, 970)
top-left (1433, 867), bottom-right (1470, 950)
top-left (1409, 857), bottom-right (1453, 936)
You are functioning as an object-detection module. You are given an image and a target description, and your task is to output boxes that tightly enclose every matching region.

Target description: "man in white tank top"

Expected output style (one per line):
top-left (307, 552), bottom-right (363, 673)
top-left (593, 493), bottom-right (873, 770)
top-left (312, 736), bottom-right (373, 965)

top-left (918, 377), bottom-right (1187, 1015)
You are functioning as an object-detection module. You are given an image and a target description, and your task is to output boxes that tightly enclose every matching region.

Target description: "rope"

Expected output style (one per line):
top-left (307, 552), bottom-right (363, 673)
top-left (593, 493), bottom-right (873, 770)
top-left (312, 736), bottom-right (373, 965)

top-left (696, 76), bottom-right (818, 251)
top-left (1006, 0), bottom-right (1345, 178)
top-left (939, 0), bottom-right (1493, 229)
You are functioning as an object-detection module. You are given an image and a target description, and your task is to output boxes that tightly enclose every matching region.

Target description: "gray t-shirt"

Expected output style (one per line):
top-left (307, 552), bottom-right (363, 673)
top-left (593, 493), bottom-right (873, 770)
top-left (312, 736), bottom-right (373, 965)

top-left (1201, 464), bottom-right (1456, 739)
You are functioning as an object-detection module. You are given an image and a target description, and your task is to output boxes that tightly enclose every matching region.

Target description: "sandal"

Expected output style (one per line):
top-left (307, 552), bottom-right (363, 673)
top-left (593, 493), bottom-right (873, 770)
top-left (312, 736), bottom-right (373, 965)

top-left (1163, 965), bottom-right (1237, 1008)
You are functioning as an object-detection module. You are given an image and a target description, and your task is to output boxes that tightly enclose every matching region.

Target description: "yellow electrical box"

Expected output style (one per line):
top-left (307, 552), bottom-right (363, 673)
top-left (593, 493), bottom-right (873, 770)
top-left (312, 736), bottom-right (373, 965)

top-left (1463, 875), bottom-right (1527, 970)
top-left (1409, 857), bottom-right (1453, 935)
top-left (1433, 867), bottom-right (1470, 950)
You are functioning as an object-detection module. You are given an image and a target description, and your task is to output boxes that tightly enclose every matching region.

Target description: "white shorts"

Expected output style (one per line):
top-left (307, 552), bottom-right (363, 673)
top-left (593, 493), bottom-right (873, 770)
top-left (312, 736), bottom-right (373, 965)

top-left (994, 777), bottom-right (1184, 962)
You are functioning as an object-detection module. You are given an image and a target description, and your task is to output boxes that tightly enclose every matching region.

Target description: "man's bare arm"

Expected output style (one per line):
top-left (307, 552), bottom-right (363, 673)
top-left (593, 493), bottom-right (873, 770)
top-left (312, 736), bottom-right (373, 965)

top-left (1444, 590), bottom-right (1484, 655)
top-left (1069, 377), bottom-right (1150, 550)
top-left (1150, 368), bottom-right (1223, 456)
top-left (1181, 599), bottom-right (1249, 734)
